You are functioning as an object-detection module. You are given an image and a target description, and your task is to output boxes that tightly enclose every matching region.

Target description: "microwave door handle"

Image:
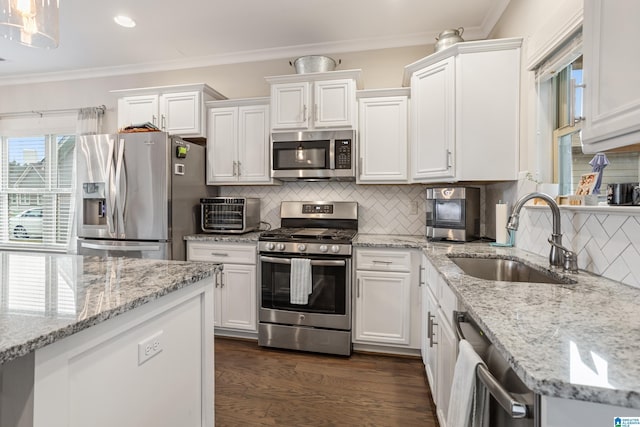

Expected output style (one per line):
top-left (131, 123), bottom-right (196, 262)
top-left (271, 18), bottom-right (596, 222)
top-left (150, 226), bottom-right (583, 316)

top-left (329, 140), bottom-right (335, 170)
top-left (260, 256), bottom-right (346, 267)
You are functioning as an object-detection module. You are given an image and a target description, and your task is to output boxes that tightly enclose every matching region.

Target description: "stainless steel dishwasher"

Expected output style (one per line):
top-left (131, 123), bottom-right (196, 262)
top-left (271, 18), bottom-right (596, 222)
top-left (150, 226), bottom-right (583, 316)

top-left (454, 311), bottom-right (539, 427)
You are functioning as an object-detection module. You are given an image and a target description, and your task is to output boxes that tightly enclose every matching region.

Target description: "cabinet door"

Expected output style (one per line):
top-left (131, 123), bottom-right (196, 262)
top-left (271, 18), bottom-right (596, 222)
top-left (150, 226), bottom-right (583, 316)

top-left (456, 48), bottom-right (520, 181)
top-left (314, 79), bottom-right (355, 128)
top-left (423, 284), bottom-right (438, 393)
top-left (160, 91), bottom-right (202, 136)
top-left (358, 96), bottom-right (408, 183)
top-left (237, 104), bottom-right (271, 183)
top-left (117, 95), bottom-right (159, 130)
top-left (207, 107), bottom-right (238, 184)
top-left (410, 57), bottom-right (455, 181)
top-left (271, 82), bottom-right (310, 130)
top-left (219, 264), bottom-right (257, 331)
top-left (436, 310), bottom-right (457, 426)
top-left (582, 0), bottom-right (640, 152)
top-left (354, 270), bottom-right (411, 345)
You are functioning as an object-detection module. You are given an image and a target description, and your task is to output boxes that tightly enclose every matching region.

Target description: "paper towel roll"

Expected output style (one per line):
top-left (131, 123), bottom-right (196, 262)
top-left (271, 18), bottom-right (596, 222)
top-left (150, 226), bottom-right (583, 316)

top-left (495, 203), bottom-right (508, 244)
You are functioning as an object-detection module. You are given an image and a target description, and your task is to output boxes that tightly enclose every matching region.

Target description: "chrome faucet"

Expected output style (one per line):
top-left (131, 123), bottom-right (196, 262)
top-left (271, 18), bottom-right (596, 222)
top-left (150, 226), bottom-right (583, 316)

top-left (506, 192), bottom-right (578, 273)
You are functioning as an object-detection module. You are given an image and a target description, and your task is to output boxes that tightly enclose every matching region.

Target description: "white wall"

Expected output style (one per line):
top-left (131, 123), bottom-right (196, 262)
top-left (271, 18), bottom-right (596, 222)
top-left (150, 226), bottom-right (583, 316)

top-left (0, 45), bottom-right (429, 133)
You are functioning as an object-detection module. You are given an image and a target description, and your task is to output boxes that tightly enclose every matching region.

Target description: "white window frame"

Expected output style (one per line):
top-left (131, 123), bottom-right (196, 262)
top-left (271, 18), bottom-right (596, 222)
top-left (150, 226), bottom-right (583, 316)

top-left (0, 114), bottom-right (76, 252)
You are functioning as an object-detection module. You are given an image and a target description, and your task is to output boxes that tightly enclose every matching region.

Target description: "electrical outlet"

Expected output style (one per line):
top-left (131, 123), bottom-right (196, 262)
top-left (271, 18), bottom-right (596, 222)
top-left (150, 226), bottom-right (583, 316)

top-left (138, 330), bottom-right (163, 365)
top-left (409, 201), bottom-right (419, 215)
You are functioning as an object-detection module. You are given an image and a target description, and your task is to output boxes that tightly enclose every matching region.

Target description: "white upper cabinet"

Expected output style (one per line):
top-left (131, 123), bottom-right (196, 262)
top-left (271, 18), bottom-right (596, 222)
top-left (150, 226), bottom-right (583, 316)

top-left (113, 83), bottom-right (225, 138)
top-left (582, 0), bottom-right (640, 152)
top-left (404, 38), bottom-right (522, 183)
top-left (206, 98), bottom-right (275, 185)
top-left (266, 70), bottom-right (361, 131)
top-left (357, 88), bottom-right (409, 183)
top-left (410, 57), bottom-right (456, 181)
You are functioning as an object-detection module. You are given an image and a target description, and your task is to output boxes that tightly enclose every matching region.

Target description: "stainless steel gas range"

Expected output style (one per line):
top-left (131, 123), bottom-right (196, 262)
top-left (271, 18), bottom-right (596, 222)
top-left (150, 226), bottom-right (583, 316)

top-left (258, 201), bottom-right (358, 356)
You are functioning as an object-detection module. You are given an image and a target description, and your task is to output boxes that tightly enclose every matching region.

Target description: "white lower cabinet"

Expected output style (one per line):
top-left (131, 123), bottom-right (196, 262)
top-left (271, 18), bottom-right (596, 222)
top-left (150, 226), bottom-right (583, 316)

top-left (187, 242), bottom-right (257, 335)
top-left (421, 253), bottom-right (459, 427)
top-left (353, 248), bottom-right (421, 352)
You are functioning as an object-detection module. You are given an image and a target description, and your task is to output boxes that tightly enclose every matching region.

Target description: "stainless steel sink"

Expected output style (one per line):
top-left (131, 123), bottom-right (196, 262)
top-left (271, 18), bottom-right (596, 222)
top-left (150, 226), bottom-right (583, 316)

top-left (449, 256), bottom-right (576, 284)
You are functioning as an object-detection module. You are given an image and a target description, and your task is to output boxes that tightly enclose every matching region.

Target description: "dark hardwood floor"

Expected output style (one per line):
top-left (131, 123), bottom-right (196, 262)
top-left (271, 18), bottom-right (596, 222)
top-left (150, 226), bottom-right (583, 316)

top-left (214, 338), bottom-right (439, 427)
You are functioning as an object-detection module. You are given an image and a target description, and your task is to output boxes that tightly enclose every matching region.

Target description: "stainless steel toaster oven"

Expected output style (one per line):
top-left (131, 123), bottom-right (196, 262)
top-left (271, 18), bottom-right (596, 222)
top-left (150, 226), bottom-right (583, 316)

top-left (200, 197), bottom-right (260, 233)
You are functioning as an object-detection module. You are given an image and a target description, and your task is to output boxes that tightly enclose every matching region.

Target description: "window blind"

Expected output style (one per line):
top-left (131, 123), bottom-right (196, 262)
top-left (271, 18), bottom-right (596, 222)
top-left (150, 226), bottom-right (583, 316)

top-left (0, 132), bottom-right (76, 249)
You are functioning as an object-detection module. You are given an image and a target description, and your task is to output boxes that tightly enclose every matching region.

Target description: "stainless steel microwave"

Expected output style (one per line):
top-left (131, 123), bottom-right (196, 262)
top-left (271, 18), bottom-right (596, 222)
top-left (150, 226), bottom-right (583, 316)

top-left (271, 130), bottom-right (356, 181)
top-left (426, 187), bottom-right (481, 242)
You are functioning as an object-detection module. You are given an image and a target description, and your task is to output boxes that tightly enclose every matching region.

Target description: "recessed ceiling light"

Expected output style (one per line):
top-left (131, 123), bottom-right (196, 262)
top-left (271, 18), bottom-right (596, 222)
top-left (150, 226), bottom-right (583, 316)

top-left (114, 15), bottom-right (136, 28)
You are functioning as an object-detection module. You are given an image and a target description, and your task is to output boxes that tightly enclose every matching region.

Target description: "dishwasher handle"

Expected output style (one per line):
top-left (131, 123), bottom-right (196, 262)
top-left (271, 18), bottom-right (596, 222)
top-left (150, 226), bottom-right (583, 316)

top-left (454, 311), bottom-right (529, 420)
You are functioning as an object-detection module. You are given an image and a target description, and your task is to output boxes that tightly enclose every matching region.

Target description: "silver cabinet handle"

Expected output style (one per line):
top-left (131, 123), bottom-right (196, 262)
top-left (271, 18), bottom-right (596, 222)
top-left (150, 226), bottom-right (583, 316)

top-left (214, 271), bottom-right (220, 288)
top-left (220, 272), bottom-right (225, 288)
top-left (314, 103), bottom-right (318, 121)
top-left (237, 161), bottom-right (242, 176)
top-left (232, 161), bottom-right (238, 176)
top-left (210, 252), bottom-right (229, 257)
top-left (428, 311), bottom-right (437, 347)
top-left (161, 114), bottom-right (166, 130)
top-left (446, 149), bottom-right (452, 169)
top-left (357, 278), bottom-right (360, 298)
top-left (372, 260), bottom-right (393, 264)
top-left (302, 104), bottom-right (307, 122)
top-left (152, 115), bottom-right (157, 126)
top-left (419, 265), bottom-right (425, 287)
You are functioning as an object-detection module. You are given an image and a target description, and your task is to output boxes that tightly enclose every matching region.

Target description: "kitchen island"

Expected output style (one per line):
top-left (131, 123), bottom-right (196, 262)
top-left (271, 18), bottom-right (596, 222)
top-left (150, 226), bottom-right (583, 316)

top-left (0, 251), bottom-right (219, 427)
top-left (355, 234), bottom-right (640, 423)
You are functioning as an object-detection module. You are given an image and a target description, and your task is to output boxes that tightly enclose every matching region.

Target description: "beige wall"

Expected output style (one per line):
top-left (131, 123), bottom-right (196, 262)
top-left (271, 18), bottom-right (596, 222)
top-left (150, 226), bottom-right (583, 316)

top-left (0, 45), bottom-right (430, 133)
top-left (490, 0), bottom-right (583, 176)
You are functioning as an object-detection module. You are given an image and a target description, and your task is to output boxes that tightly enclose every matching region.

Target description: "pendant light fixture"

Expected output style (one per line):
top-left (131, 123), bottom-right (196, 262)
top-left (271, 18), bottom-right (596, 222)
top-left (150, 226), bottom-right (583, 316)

top-left (0, 0), bottom-right (60, 48)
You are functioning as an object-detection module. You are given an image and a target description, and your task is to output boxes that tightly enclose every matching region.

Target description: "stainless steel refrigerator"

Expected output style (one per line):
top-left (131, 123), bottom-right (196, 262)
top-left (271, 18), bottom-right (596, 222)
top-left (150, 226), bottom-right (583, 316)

top-left (76, 132), bottom-right (213, 260)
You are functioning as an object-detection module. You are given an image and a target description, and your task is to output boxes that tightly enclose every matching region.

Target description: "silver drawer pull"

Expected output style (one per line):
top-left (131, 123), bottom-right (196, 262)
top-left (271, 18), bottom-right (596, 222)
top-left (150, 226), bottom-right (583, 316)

top-left (372, 260), bottom-right (393, 264)
top-left (210, 252), bottom-right (229, 257)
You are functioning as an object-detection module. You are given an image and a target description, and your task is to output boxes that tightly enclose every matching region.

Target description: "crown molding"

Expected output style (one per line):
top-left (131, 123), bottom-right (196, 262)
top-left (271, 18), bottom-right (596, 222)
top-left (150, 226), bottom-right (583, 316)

top-left (0, 26), bottom-right (497, 87)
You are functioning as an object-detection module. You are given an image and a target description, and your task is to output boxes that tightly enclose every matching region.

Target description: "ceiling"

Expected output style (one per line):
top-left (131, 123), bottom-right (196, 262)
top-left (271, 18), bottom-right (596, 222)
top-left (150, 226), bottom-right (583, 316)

top-left (0, 0), bottom-right (511, 85)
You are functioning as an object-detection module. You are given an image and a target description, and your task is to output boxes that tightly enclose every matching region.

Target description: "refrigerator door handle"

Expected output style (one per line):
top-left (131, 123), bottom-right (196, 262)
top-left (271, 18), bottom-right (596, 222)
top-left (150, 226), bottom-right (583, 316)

top-left (105, 138), bottom-right (116, 235)
top-left (115, 138), bottom-right (126, 237)
top-left (79, 241), bottom-right (162, 252)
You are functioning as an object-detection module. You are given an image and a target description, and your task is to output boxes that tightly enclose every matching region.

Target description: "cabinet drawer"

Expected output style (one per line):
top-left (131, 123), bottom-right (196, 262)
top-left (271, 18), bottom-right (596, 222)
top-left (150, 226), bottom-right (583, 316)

top-left (187, 242), bottom-right (256, 264)
top-left (355, 249), bottom-right (412, 272)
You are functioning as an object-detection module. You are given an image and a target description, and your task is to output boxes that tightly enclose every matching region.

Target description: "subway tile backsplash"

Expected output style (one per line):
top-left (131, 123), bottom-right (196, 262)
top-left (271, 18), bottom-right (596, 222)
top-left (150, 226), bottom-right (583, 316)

top-left (220, 182), bottom-right (427, 235)
top-left (515, 207), bottom-right (640, 289)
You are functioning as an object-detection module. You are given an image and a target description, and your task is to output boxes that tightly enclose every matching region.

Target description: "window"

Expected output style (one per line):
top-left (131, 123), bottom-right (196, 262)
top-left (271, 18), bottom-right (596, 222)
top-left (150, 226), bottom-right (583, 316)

top-left (0, 133), bottom-right (75, 249)
top-left (535, 31), bottom-right (640, 197)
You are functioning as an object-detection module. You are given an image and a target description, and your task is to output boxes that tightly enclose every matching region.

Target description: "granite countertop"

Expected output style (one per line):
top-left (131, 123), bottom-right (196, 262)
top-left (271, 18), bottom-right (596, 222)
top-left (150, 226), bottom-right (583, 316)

top-left (0, 251), bottom-right (220, 365)
top-left (354, 234), bottom-right (640, 409)
top-left (184, 231), bottom-right (262, 243)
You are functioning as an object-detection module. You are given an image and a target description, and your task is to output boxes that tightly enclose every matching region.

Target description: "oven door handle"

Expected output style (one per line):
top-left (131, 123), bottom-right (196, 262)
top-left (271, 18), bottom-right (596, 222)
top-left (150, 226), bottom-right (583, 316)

top-left (260, 256), bottom-right (346, 267)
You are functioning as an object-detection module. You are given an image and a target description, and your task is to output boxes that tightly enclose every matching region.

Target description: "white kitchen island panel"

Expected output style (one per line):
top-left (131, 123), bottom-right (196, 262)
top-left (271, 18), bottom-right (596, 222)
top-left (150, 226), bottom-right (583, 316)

top-left (0, 252), bottom-right (218, 427)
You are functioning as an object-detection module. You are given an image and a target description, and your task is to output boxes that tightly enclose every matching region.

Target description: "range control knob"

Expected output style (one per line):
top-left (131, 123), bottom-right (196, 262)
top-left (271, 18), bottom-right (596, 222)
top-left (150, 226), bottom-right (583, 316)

top-left (331, 245), bottom-right (341, 253)
top-left (298, 244), bottom-right (307, 252)
top-left (276, 243), bottom-right (285, 251)
top-left (265, 242), bottom-right (275, 251)
top-left (319, 245), bottom-right (328, 253)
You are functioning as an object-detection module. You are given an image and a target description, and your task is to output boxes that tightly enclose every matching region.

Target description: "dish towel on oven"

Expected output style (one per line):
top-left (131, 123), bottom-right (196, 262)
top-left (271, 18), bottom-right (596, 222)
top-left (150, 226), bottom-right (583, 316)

top-left (447, 339), bottom-right (489, 427)
top-left (290, 258), bottom-right (312, 305)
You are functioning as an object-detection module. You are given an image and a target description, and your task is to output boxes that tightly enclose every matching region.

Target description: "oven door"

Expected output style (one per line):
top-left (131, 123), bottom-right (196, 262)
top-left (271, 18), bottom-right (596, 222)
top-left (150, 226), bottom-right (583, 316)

top-left (259, 253), bottom-right (351, 330)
